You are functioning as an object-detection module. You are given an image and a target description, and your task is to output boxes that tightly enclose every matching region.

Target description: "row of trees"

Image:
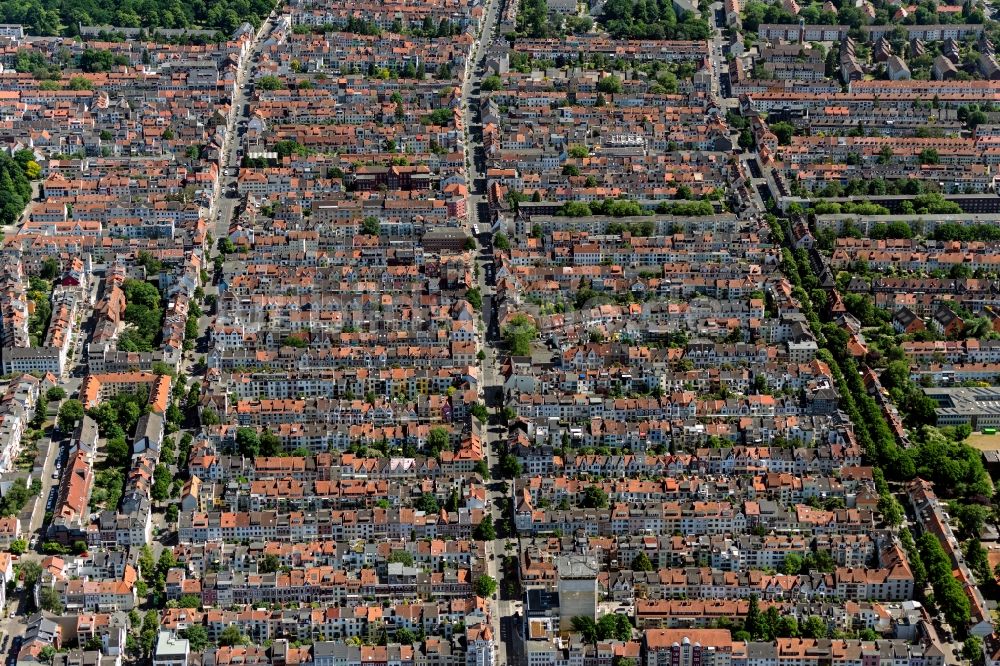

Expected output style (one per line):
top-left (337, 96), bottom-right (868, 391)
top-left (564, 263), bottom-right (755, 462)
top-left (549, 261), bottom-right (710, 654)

top-left (27, 276), bottom-right (52, 347)
top-left (558, 198), bottom-right (716, 218)
top-left (235, 426), bottom-right (284, 458)
top-left (600, 0), bottom-right (710, 39)
top-left (778, 216), bottom-right (991, 636)
top-left (178, 623), bottom-right (247, 652)
top-left (776, 234), bottom-right (912, 527)
top-left (917, 531), bottom-right (972, 629)
top-left (0, 0), bottom-right (273, 36)
top-left (931, 223), bottom-right (1000, 242)
top-left (811, 201), bottom-right (890, 216)
top-left (0, 150), bottom-right (38, 227)
top-left (571, 614), bottom-right (633, 643)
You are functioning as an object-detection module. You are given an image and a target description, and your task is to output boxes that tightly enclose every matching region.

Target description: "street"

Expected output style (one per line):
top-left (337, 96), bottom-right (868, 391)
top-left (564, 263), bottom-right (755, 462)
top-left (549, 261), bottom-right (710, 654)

top-left (458, 0), bottom-right (523, 663)
top-left (176, 10), bottom-right (280, 381)
top-left (213, 13), bottom-right (282, 248)
top-left (707, 2), bottom-right (735, 108)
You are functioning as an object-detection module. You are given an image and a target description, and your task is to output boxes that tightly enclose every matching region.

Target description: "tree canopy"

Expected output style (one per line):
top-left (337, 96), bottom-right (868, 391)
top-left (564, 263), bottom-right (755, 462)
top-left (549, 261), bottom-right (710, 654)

top-left (0, 152), bottom-right (34, 227)
top-left (475, 574), bottom-right (497, 598)
top-left (600, 0), bottom-right (710, 39)
top-left (0, 0), bottom-right (272, 36)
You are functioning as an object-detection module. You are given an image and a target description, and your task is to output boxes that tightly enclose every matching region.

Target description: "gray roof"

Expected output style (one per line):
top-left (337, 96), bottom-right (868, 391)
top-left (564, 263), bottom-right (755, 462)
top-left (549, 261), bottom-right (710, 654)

top-left (133, 412), bottom-right (164, 447)
top-left (74, 415), bottom-right (99, 447)
top-left (154, 632), bottom-right (189, 659)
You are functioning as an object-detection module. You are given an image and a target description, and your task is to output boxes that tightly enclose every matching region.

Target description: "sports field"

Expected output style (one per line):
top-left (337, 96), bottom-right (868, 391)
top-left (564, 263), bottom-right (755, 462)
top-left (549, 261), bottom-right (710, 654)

top-left (967, 432), bottom-right (1000, 451)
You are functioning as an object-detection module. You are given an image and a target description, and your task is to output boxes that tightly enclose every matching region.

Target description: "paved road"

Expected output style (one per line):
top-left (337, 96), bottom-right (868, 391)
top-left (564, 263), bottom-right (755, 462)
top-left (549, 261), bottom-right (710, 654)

top-left (26, 428), bottom-right (60, 539)
top-left (462, 0), bottom-right (503, 214)
top-left (707, 2), bottom-right (736, 109)
top-left (212, 12), bottom-right (282, 248)
top-left (179, 10), bottom-right (280, 382)
top-left (459, 0), bottom-right (518, 663)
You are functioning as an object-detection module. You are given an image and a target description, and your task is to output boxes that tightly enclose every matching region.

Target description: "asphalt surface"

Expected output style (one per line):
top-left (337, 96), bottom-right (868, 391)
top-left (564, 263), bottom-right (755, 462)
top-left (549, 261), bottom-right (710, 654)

top-left (459, 0), bottom-right (521, 663)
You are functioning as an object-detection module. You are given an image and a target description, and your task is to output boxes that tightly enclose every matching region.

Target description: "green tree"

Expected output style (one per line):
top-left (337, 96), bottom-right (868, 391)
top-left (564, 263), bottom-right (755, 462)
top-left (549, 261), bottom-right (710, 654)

top-left (781, 553), bottom-right (803, 575)
top-left (963, 636), bottom-right (983, 663)
top-left (151, 464), bottom-right (171, 501)
top-left (259, 554), bottom-right (281, 574)
top-left (801, 615), bottom-right (827, 639)
top-left (473, 460), bottom-right (491, 483)
top-left (965, 537), bottom-right (991, 583)
top-left (414, 492), bottom-right (440, 514)
top-left (466, 287), bottom-right (483, 311)
top-left (217, 237), bottom-right (237, 255)
top-left (597, 614), bottom-right (618, 641)
top-left (613, 614), bottom-right (633, 641)
top-left (470, 402), bottom-right (489, 422)
top-left (219, 625), bottom-right (246, 647)
top-left (579, 485), bottom-right (609, 509)
top-left (20, 560), bottom-right (41, 587)
top-left (138, 545), bottom-right (155, 578)
top-left (258, 75), bottom-right (283, 90)
top-left (498, 453), bottom-right (522, 478)
top-left (105, 436), bottom-right (130, 469)
top-left (235, 427), bottom-right (260, 458)
top-left (39, 586), bottom-right (62, 613)
top-left (562, 201), bottom-right (593, 217)
top-left (597, 75), bottom-right (623, 94)
top-left (361, 216), bottom-right (381, 235)
top-left (762, 606), bottom-right (781, 641)
top-left (140, 610), bottom-right (160, 654)
top-left (502, 314), bottom-right (537, 356)
top-left (157, 548), bottom-right (177, 580)
top-left (260, 429), bottom-right (282, 457)
top-left (79, 49), bottom-right (127, 72)
top-left (473, 514), bottom-right (496, 540)
top-left (0, 478), bottom-right (36, 517)
top-left (67, 76), bottom-right (93, 90)
top-left (481, 75), bottom-right (503, 91)
top-left (745, 594), bottom-right (762, 639)
top-left (949, 502), bottom-right (990, 539)
top-left (777, 615), bottom-right (799, 638)
top-left (388, 550), bottom-right (414, 566)
top-left (395, 628), bottom-right (417, 644)
top-left (427, 427), bottom-right (450, 456)
top-left (58, 399), bottom-right (84, 431)
top-left (475, 574), bottom-right (498, 598)
top-left (176, 594), bottom-right (201, 609)
top-left (769, 121), bottom-right (795, 145)
top-left (39, 257), bottom-right (59, 280)
top-left (180, 625), bottom-right (209, 652)
top-left (571, 616), bottom-right (597, 643)
top-left (630, 552), bottom-right (654, 571)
